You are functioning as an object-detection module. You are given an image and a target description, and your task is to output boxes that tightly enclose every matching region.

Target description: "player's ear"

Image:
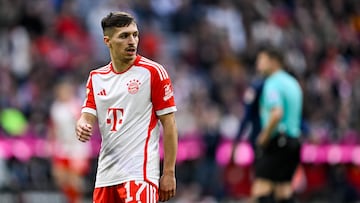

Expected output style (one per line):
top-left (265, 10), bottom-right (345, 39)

top-left (103, 36), bottom-right (111, 48)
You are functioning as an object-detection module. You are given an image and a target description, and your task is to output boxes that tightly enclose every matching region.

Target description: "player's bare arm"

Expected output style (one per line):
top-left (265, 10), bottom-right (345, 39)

top-left (158, 112), bottom-right (178, 202)
top-left (257, 107), bottom-right (283, 147)
top-left (76, 112), bottom-right (97, 142)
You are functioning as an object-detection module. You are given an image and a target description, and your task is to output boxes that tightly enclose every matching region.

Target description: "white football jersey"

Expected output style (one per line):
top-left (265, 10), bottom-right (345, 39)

top-left (51, 99), bottom-right (91, 160)
top-left (82, 55), bottom-right (177, 188)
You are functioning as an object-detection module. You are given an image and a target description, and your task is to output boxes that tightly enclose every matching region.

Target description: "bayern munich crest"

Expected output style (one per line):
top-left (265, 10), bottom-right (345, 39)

top-left (127, 79), bottom-right (141, 94)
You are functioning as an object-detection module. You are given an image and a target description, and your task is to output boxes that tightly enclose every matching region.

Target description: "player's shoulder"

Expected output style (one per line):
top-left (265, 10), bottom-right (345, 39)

top-left (136, 56), bottom-right (169, 80)
top-left (137, 56), bottom-right (161, 66)
top-left (89, 63), bottom-right (112, 76)
top-left (137, 56), bottom-right (164, 70)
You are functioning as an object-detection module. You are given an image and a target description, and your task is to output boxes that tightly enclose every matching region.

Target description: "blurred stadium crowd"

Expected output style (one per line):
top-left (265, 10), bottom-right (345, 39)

top-left (1, 0), bottom-right (360, 202)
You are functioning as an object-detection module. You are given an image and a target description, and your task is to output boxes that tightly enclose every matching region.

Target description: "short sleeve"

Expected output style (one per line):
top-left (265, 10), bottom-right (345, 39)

top-left (81, 73), bottom-right (97, 116)
top-left (263, 83), bottom-right (282, 110)
top-left (150, 66), bottom-right (177, 116)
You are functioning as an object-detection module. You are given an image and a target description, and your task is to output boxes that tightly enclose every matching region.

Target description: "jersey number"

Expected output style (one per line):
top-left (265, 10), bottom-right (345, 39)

top-left (124, 181), bottom-right (157, 203)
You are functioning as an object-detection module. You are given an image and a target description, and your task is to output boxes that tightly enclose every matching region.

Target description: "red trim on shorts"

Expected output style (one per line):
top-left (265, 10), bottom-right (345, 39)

top-left (143, 110), bottom-right (158, 183)
top-left (146, 180), bottom-right (159, 191)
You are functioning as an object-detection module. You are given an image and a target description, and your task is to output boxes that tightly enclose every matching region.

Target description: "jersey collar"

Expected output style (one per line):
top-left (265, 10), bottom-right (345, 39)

top-left (110, 55), bottom-right (142, 74)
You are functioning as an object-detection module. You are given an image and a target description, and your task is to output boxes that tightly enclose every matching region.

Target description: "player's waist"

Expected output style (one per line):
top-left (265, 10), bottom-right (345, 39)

top-left (271, 131), bottom-right (300, 139)
top-left (95, 176), bottom-right (160, 188)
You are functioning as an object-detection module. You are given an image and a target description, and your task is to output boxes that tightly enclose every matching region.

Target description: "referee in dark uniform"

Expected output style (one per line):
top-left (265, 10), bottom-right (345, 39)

top-left (252, 46), bottom-right (302, 203)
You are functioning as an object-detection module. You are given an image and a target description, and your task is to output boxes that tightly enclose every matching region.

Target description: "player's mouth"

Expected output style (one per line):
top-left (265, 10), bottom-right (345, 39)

top-left (125, 47), bottom-right (136, 55)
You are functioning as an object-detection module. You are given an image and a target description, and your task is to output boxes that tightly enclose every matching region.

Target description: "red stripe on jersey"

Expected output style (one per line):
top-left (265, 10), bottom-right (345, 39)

top-left (138, 57), bottom-right (176, 114)
top-left (143, 109), bottom-right (158, 183)
top-left (83, 75), bottom-right (96, 110)
top-left (90, 64), bottom-right (112, 76)
top-left (138, 58), bottom-right (169, 81)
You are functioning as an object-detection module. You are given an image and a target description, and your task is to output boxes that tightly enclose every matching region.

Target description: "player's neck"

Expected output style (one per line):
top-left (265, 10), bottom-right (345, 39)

top-left (111, 57), bottom-right (136, 73)
top-left (268, 67), bottom-right (281, 76)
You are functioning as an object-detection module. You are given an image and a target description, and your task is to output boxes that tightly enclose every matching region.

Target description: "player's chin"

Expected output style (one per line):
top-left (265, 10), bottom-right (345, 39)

top-left (122, 54), bottom-right (135, 61)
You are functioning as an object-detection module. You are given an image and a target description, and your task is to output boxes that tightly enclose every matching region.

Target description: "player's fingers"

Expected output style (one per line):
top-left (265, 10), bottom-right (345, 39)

top-left (170, 189), bottom-right (176, 197)
top-left (76, 124), bottom-right (83, 133)
top-left (78, 135), bottom-right (90, 142)
top-left (85, 123), bottom-right (93, 131)
top-left (165, 189), bottom-right (175, 201)
top-left (77, 134), bottom-right (84, 141)
top-left (76, 125), bottom-right (84, 134)
top-left (159, 190), bottom-right (169, 202)
top-left (82, 134), bottom-right (90, 140)
top-left (82, 130), bottom-right (92, 137)
top-left (169, 189), bottom-right (176, 199)
top-left (79, 126), bottom-right (92, 136)
top-left (79, 138), bottom-right (89, 142)
top-left (82, 127), bottom-right (91, 133)
top-left (81, 125), bottom-right (92, 133)
top-left (78, 123), bottom-right (91, 132)
top-left (78, 137), bottom-right (86, 142)
top-left (77, 130), bottom-right (90, 142)
top-left (75, 129), bottom-right (81, 137)
top-left (76, 128), bottom-right (86, 137)
top-left (159, 190), bottom-right (164, 202)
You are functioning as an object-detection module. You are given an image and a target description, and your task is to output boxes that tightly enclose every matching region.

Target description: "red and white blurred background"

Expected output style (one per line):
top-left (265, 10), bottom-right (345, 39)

top-left (1, 0), bottom-right (360, 202)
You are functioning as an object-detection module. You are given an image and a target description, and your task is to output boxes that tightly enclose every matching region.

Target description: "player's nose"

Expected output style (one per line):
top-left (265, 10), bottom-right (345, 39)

top-left (128, 35), bottom-right (136, 44)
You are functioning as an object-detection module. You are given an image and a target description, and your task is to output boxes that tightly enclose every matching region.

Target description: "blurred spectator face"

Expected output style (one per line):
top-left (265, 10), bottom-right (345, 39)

top-left (103, 22), bottom-right (139, 62)
top-left (256, 52), bottom-right (273, 76)
top-left (55, 82), bottom-right (75, 102)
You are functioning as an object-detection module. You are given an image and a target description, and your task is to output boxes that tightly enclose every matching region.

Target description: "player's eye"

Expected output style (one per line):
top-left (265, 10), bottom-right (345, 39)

top-left (133, 32), bottom-right (139, 38)
top-left (119, 33), bottom-right (129, 39)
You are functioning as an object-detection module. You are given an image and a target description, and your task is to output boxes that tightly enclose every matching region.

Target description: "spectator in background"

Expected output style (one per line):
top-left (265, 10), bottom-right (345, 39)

top-left (205, 0), bottom-right (247, 53)
top-left (50, 80), bottom-right (91, 203)
top-left (232, 76), bottom-right (264, 153)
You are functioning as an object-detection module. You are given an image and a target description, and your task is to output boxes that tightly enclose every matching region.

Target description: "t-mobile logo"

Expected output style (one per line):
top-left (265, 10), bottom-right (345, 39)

top-left (106, 108), bottom-right (124, 131)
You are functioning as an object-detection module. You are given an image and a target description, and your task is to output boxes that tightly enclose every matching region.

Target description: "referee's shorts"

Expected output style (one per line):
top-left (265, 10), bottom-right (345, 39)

top-left (254, 133), bottom-right (301, 182)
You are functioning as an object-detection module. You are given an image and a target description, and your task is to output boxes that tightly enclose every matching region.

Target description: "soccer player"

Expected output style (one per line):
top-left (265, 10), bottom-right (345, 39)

top-left (50, 80), bottom-right (91, 203)
top-left (75, 12), bottom-right (178, 203)
top-left (252, 46), bottom-right (302, 203)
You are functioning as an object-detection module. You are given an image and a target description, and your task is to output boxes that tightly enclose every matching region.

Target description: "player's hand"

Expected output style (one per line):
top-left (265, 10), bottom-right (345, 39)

top-left (75, 123), bottom-right (92, 142)
top-left (159, 173), bottom-right (176, 202)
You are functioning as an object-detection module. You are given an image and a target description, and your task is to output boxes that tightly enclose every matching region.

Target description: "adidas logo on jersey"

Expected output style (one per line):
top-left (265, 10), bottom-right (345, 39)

top-left (97, 89), bottom-right (107, 96)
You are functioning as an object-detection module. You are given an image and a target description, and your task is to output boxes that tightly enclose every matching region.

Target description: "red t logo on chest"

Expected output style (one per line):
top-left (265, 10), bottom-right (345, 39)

top-left (106, 108), bottom-right (124, 131)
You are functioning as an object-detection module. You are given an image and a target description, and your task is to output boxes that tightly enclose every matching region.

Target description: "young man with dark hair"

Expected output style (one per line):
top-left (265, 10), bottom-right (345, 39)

top-left (252, 46), bottom-right (302, 203)
top-left (76, 12), bottom-right (178, 203)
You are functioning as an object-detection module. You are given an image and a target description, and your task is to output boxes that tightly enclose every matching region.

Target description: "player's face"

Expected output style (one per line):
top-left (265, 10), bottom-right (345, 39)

top-left (105, 23), bottom-right (139, 62)
top-left (256, 52), bottom-right (272, 76)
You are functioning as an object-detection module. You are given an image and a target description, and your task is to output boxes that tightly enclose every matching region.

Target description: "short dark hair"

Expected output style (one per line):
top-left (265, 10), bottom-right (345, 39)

top-left (258, 45), bottom-right (284, 66)
top-left (101, 12), bottom-right (136, 36)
